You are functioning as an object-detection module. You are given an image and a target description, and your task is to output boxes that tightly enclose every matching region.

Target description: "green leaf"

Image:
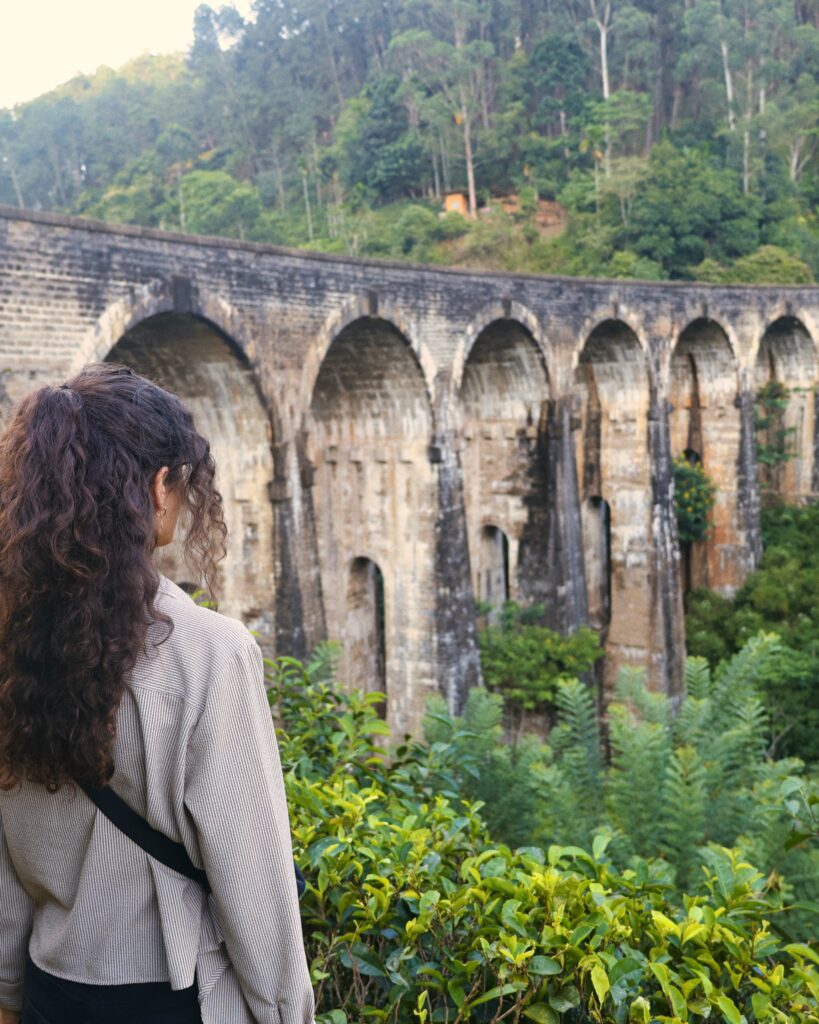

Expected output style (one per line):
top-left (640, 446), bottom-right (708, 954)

top-left (784, 943), bottom-right (819, 966)
top-left (465, 983), bottom-right (524, 1010)
top-left (591, 963), bottom-right (610, 1004)
top-left (610, 957), bottom-right (643, 987)
top-left (715, 994), bottom-right (742, 1024)
top-left (784, 830), bottom-right (814, 851)
top-left (523, 1005), bottom-right (559, 1024)
top-left (529, 955), bottom-right (561, 976)
top-left (447, 979), bottom-right (465, 1008)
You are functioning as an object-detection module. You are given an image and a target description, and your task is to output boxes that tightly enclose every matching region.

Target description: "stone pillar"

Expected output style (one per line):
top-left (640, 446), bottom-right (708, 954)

top-left (516, 402), bottom-right (552, 610)
top-left (542, 395), bottom-right (588, 634)
top-left (433, 430), bottom-right (483, 716)
top-left (813, 387), bottom-right (819, 495)
top-left (648, 387), bottom-right (685, 703)
top-left (736, 378), bottom-right (763, 571)
top-left (272, 436), bottom-right (327, 661)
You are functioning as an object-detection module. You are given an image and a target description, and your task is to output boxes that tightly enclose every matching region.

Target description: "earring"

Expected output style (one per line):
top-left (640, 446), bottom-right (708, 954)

top-left (156, 505), bottom-right (167, 518)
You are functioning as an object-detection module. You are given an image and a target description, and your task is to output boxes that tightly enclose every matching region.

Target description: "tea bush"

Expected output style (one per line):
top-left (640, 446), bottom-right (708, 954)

top-left (267, 654), bottom-right (819, 1023)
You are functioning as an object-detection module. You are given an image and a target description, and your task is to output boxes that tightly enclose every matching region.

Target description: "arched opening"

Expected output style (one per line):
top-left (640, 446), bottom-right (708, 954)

top-left (345, 558), bottom-right (387, 718)
top-left (753, 316), bottom-right (816, 501)
top-left (106, 313), bottom-right (275, 638)
top-left (582, 497), bottom-right (611, 633)
top-left (460, 319), bottom-right (549, 611)
top-left (670, 318), bottom-right (741, 593)
top-left (574, 320), bottom-right (650, 695)
top-left (476, 524), bottom-right (510, 622)
top-left (309, 316), bottom-right (436, 735)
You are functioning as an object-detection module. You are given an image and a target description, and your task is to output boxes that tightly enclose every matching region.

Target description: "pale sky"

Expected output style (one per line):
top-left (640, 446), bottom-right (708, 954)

top-left (0, 0), bottom-right (253, 109)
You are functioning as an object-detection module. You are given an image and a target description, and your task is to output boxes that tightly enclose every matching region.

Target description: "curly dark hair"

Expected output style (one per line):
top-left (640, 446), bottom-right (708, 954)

top-left (0, 362), bottom-right (227, 791)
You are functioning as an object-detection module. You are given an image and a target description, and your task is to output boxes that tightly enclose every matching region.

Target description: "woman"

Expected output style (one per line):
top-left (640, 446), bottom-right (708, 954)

top-left (0, 364), bottom-right (314, 1024)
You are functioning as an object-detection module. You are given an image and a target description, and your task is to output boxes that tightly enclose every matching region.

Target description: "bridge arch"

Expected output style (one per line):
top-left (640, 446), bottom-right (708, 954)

top-left (459, 315), bottom-right (550, 611)
top-left (454, 300), bottom-right (550, 395)
top-left (72, 280), bottom-right (255, 375)
top-left (300, 295), bottom-right (437, 427)
top-left (308, 315), bottom-right (437, 735)
top-left (669, 316), bottom-right (743, 593)
top-left (104, 310), bottom-right (276, 639)
top-left (752, 315), bottom-right (816, 501)
top-left (574, 318), bottom-right (651, 695)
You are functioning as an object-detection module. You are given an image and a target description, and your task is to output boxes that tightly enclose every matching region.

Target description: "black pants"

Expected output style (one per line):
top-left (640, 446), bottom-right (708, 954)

top-left (22, 957), bottom-right (202, 1024)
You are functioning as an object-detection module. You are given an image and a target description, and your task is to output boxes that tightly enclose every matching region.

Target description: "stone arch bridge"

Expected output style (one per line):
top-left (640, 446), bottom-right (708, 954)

top-left (1, 207), bottom-right (817, 734)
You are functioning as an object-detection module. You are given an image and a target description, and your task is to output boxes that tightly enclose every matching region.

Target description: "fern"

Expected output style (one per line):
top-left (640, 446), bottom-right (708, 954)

top-left (606, 703), bottom-right (671, 860)
top-left (710, 633), bottom-right (781, 734)
top-left (614, 665), bottom-right (671, 728)
top-left (550, 679), bottom-right (603, 799)
top-left (661, 744), bottom-right (708, 888)
top-left (685, 656), bottom-right (712, 701)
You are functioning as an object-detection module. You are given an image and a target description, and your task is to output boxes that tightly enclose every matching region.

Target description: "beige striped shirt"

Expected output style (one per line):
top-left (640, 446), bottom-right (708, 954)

top-left (0, 576), bottom-right (315, 1024)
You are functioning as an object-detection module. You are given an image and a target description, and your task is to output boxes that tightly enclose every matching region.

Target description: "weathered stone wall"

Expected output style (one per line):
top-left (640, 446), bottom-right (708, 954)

top-left (1, 206), bottom-right (817, 734)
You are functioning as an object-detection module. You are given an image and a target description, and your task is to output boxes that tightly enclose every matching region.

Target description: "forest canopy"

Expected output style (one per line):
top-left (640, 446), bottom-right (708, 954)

top-left (1, 0), bottom-right (817, 281)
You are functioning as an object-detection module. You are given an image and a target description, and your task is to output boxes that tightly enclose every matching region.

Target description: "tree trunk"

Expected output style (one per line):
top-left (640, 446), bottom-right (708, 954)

top-left (720, 39), bottom-right (736, 131)
top-left (302, 171), bottom-right (314, 240)
top-left (320, 9), bottom-right (345, 109)
top-left (462, 100), bottom-right (478, 218)
top-left (743, 59), bottom-right (753, 195)
top-left (439, 133), bottom-right (451, 193)
top-left (590, 0), bottom-right (613, 177)
top-left (671, 84), bottom-right (683, 130)
top-left (5, 158), bottom-right (25, 208)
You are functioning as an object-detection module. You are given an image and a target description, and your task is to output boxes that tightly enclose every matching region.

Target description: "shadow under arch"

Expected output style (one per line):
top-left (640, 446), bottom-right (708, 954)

top-left (455, 300), bottom-right (550, 396)
top-left (105, 311), bottom-right (276, 640)
top-left (459, 315), bottom-right (551, 612)
top-left (307, 314), bottom-right (437, 737)
top-left (574, 318), bottom-right (651, 697)
top-left (753, 315), bottom-right (817, 501)
top-left (300, 297), bottom-right (437, 432)
top-left (475, 523), bottom-right (511, 621)
top-left (669, 316), bottom-right (743, 593)
top-left (344, 556), bottom-right (387, 719)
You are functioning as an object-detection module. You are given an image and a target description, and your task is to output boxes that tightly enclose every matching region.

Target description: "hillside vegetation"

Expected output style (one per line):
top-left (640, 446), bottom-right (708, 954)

top-left (0, 0), bottom-right (817, 280)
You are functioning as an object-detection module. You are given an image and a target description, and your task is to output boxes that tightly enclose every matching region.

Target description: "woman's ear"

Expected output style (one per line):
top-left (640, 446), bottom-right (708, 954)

top-left (151, 466), bottom-right (170, 515)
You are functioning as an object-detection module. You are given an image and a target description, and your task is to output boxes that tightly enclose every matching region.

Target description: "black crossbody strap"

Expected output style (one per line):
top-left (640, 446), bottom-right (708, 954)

top-left (79, 781), bottom-right (307, 899)
top-left (78, 781), bottom-right (211, 893)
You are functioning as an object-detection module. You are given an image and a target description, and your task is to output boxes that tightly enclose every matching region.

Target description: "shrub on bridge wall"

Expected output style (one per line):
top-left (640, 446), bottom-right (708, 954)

top-left (673, 456), bottom-right (717, 545)
top-left (476, 602), bottom-right (603, 739)
top-left (267, 654), bottom-right (819, 1024)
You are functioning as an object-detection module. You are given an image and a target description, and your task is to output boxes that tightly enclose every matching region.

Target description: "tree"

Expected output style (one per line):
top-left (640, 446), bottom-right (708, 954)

top-left (622, 140), bottom-right (760, 276)
top-left (390, 1), bottom-right (496, 217)
top-left (335, 74), bottom-right (426, 200)
top-left (178, 169), bottom-right (263, 240)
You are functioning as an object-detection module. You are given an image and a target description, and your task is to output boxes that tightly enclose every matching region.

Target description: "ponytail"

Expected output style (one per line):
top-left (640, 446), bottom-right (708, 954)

top-left (0, 364), bottom-right (225, 790)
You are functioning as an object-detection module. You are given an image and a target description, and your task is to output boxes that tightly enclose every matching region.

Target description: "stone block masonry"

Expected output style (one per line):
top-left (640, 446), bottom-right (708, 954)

top-left (1, 206), bottom-right (817, 733)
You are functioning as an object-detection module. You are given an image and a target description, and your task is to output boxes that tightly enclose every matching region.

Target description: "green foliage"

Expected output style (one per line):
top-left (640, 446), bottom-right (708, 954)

top-left (266, 654), bottom-right (819, 1022)
top-left (178, 170), bottom-right (264, 240)
top-left (0, 1), bottom-right (816, 280)
top-left (477, 603), bottom-right (603, 730)
top-left (756, 380), bottom-right (798, 470)
top-left (673, 455), bottom-right (717, 544)
top-left (617, 142), bottom-right (760, 278)
top-left (686, 503), bottom-right (819, 763)
top-left (693, 245), bottom-right (815, 284)
top-left (424, 635), bottom-right (819, 938)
